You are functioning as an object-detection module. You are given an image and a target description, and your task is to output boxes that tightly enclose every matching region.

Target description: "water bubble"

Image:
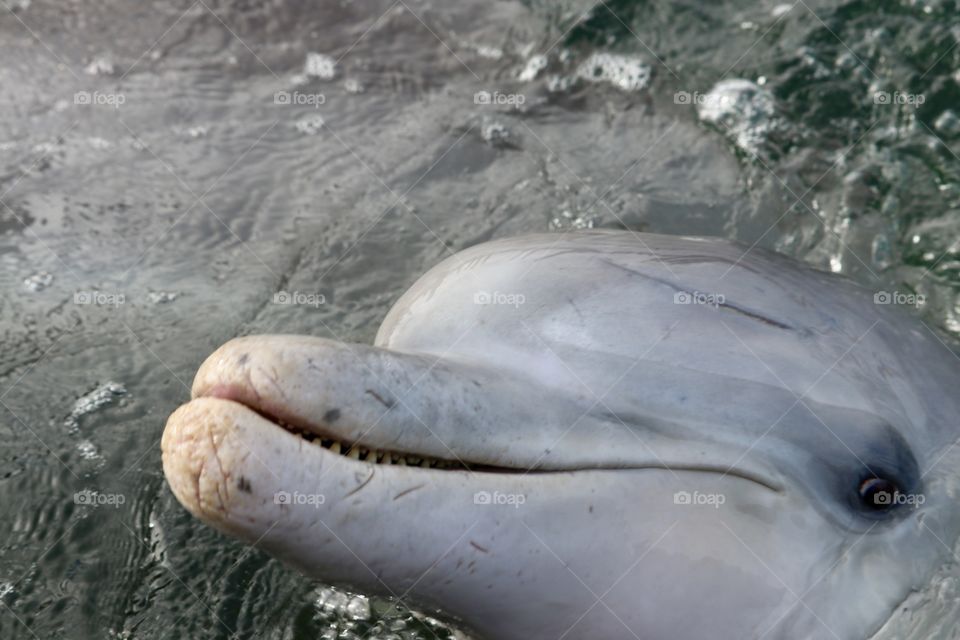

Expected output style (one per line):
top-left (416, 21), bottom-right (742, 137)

top-left (295, 115), bottom-right (325, 135)
top-left (480, 120), bottom-right (512, 147)
top-left (518, 54), bottom-right (548, 82)
top-left (546, 75), bottom-right (575, 93)
top-left (316, 587), bottom-right (351, 615)
top-left (549, 209), bottom-right (597, 231)
top-left (305, 52), bottom-right (337, 80)
top-left (147, 291), bottom-right (178, 304)
top-left (84, 55), bottom-right (115, 76)
top-left (475, 45), bottom-right (503, 60)
top-left (772, 3), bottom-right (793, 17)
top-left (934, 110), bottom-right (960, 137)
top-left (696, 79), bottom-right (778, 156)
top-left (575, 53), bottom-right (651, 92)
top-left (872, 234), bottom-right (894, 270)
top-left (64, 382), bottom-right (126, 431)
top-left (76, 440), bottom-right (100, 461)
top-left (23, 272), bottom-right (53, 292)
top-left (345, 595), bottom-right (371, 621)
top-left (87, 137), bottom-right (112, 150)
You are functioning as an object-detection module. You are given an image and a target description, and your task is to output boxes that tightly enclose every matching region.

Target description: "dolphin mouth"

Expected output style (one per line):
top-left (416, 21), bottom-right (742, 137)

top-left (199, 383), bottom-right (518, 473)
top-left (177, 336), bottom-right (783, 491)
top-left (192, 383), bottom-right (782, 491)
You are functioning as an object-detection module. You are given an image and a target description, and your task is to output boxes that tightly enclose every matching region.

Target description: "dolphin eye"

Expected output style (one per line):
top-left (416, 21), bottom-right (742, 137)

top-left (858, 476), bottom-right (900, 511)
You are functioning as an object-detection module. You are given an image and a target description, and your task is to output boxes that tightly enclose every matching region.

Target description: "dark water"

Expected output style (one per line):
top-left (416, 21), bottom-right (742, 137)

top-left (0, 0), bottom-right (958, 638)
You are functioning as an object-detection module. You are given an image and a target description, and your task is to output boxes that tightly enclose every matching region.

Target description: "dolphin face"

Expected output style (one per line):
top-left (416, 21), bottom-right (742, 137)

top-left (162, 231), bottom-right (960, 639)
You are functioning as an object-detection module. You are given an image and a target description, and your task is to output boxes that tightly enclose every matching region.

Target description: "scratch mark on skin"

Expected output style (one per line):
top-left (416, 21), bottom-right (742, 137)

top-left (470, 541), bottom-right (489, 553)
top-left (717, 301), bottom-right (794, 330)
top-left (207, 432), bottom-right (229, 513)
top-left (258, 365), bottom-right (288, 402)
top-left (366, 389), bottom-right (396, 409)
top-left (393, 484), bottom-right (425, 501)
top-left (567, 296), bottom-right (585, 326)
top-left (599, 257), bottom-right (795, 331)
top-left (194, 456), bottom-right (204, 510)
top-left (242, 367), bottom-right (263, 403)
top-left (345, 470), bottom-right (376, 498)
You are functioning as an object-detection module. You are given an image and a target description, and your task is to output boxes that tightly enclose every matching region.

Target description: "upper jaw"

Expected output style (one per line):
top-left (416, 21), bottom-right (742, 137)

top-left (186, 335), bottom-right (785, 490)
top-left (185, 334), bottom-right (606, 471)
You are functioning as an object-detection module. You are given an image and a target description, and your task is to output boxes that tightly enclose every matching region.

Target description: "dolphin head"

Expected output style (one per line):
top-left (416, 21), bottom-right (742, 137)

top-left (162, 232), bottom-right (960, 639)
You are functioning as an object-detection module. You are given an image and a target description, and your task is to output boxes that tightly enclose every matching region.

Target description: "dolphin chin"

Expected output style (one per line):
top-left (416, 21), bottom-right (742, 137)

top-left (163, 231), bottom-right (960, 640)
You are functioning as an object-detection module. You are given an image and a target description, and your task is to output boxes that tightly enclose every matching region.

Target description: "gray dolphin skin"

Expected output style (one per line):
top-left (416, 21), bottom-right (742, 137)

top-left (162, 231), bottom-right (960, 640)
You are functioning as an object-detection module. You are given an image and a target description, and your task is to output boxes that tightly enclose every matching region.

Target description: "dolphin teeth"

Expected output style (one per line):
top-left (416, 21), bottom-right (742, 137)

top-left (287, 424), bottom-right (472, 471)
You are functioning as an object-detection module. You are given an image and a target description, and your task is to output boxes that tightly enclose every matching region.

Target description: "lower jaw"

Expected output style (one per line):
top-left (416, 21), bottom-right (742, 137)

top-left (163, 399), bottom-right (795, 631)
top-left (161, 397), bottom-right (527, 529)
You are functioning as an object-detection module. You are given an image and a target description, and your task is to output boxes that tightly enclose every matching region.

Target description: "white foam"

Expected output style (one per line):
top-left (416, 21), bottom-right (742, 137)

top-left (696, 79), bottom-right (777, 155)
top-left (576, 53), bottom-right (651, 92)
top-left (65, 382), bottom-right (126, 431)
top-left (295, 115), bottom-right (325, 135)
top-left (518, 54), bottom-right (548, 82)
top-left (23, 272), bottom-right (53, 292)
top-left (84, 55), bottom-right (115, 76)
top-left (304, 52), bottom-right (336, 80)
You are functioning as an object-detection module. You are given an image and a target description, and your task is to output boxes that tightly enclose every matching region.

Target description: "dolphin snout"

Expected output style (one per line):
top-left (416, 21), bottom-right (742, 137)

top-left (162, 398), bottom-right (275, 529)
top-left (184, 334), bottom-right (597, 469)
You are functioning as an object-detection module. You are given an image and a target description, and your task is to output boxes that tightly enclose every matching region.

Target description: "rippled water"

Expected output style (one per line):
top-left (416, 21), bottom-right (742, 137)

top-left (1, 0), bottom-right (958, 638)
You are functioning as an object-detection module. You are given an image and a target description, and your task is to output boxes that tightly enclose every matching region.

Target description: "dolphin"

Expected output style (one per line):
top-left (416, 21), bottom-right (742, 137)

top-left (162, 231), bottom-right (960, 640)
